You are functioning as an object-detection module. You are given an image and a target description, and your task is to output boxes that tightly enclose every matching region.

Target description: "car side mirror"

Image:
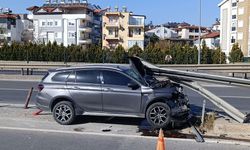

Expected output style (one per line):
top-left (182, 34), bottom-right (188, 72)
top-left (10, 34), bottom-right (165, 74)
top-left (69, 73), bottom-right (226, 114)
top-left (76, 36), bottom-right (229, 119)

top-left (128, 82), bottom-right (140, 90)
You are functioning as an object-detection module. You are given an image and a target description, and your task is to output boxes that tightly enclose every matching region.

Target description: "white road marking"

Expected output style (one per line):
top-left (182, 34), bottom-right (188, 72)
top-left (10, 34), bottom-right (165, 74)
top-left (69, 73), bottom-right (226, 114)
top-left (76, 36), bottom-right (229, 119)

top-left (0, 88), bottom-right (38, 92)
top-left (0, 79), bottom-right (39, 82)
top-left (0, 103), bottom-right (36, 107)
top-left (0, 126), bottom-right (249, 146)
top-left (200, 84), bottom-right (234, 88)
top-left (220, 96), bottom-right (250, 99)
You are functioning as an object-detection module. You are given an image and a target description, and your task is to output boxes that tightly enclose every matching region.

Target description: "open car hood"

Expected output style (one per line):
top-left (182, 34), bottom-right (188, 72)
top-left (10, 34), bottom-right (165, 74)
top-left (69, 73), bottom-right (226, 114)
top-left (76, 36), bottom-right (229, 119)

top-left (129, 56), bottom-right (162, 78)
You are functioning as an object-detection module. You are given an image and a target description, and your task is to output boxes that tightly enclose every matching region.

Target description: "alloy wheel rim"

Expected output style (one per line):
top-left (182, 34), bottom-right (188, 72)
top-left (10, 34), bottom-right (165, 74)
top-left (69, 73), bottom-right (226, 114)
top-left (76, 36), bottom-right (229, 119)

top-left (55, 104), bottom-right (72, 122)
top-left (149, 106), bottom-right (169, 126)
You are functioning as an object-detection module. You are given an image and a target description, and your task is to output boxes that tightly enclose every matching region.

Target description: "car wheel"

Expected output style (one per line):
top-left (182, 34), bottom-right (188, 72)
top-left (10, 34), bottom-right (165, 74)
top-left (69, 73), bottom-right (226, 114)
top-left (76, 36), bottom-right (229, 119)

top-left (146, 102), bottom-right (171, 128)
top-left (53, 101), bottom-right (75, 125)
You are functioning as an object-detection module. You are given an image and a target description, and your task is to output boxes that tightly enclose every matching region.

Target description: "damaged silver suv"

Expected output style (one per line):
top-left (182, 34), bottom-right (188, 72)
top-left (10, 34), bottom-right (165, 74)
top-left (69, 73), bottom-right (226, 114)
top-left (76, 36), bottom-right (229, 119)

top-left (35, 57), bottom-right (190, 128)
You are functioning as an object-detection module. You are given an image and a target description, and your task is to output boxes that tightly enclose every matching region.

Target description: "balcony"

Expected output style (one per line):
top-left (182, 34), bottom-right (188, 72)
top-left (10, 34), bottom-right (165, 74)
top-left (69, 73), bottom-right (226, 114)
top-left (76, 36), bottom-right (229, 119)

top-left (105, 12), bottom-right (121, 16)
top-left (79, 15), bottom-right (92, 21)
top-left (128, 24), bottom-right (144, 28)
top-left (79, 25), bottom-right (92, 32)
top-left (105, 22), bottom-right (120, 28)
top-left (105, 34), bottom-right (120, 40)
top-left (129, 18), bottom-right (144, 28)
top-left (79, 38), bottom-right (92, 44)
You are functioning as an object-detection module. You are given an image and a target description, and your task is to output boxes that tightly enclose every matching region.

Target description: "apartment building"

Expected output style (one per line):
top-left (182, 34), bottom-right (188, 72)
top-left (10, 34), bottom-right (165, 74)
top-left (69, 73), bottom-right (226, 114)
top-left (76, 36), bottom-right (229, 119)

top-left (27, 0), bottom-right (103, 48)
top-left (219, 0), bottom-right (250, 57)
top-left (0, 8), bottom-right (32, 44)
top-left (194, 32), bottom-right (220, 49)
top-left (102, 7), bottom-right (146, 50)
top-left (175, 25), bottom-right (208, 40)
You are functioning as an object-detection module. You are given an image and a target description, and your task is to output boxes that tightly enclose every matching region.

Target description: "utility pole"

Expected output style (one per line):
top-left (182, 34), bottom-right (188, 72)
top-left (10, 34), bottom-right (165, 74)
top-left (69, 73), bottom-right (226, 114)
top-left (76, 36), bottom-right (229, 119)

top-left (198, 0), bottom-right (202, 65)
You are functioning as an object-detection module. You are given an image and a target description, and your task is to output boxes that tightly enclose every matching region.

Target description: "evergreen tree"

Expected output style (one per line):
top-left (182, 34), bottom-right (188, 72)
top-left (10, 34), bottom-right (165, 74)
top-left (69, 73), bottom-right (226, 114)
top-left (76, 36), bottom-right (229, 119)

top-left (201, 40), bottom-right (213, 64)
top-left (229, 43), bottom-right (244, 63)
top-left (149, 33), bottom-right (160, 45)
top-left (128, 44), bottom-right (142, 57)
top-left (111, 45), bottom-right (127, 63)
top-left (212, 47), bottom-right (226, 64)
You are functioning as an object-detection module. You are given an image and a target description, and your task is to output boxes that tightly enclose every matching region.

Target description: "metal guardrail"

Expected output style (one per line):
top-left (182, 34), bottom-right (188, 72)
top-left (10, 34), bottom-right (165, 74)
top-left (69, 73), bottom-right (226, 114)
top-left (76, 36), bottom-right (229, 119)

top-left (0, 62), bottom-right (249, 77)
top-left (134, 57), bottom-right (250, 123)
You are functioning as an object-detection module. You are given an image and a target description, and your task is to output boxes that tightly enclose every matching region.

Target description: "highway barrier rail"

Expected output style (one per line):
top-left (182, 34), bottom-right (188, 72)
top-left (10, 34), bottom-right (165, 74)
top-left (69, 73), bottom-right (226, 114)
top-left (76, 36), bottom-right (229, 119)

top-left (0, 61), bottom-right (249, 78)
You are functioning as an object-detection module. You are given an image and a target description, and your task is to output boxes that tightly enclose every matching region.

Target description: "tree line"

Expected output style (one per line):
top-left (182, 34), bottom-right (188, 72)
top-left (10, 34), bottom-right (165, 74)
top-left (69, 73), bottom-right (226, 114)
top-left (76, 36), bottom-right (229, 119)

top-left (0, 40), bottom-right (244, 64)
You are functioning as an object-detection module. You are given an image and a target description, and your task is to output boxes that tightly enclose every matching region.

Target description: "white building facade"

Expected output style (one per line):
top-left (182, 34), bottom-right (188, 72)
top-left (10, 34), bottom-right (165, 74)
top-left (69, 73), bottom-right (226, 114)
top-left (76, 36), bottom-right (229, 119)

top-left (27, 0), bottom-right (103, 48)
top-left (176, 25), bottom-right (208, 40)
top-left (145, 26), bottom-right (178, 40)
top-left (219, 0), bottom-right (250, 57)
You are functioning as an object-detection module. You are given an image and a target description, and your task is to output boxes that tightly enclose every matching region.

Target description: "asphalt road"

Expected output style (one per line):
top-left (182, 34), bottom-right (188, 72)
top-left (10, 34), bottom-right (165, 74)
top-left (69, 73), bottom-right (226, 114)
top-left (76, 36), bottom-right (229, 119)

top-left (0, 80), bottom-right (249, 114)
top-left (0, 128), bottom-right (249, 150)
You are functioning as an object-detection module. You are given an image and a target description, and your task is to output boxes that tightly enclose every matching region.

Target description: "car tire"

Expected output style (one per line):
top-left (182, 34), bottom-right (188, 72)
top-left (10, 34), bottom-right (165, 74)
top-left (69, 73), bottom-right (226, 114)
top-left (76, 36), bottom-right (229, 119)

top-left (146, 102), bottom-right (171, 128)
top-left (53, 101), bottom-right (75, 125)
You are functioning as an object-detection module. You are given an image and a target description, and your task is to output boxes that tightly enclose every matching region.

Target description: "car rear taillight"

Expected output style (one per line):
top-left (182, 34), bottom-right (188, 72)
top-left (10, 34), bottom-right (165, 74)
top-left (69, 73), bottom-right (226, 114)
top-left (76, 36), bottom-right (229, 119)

top-left (38, 84), bottom-right (44, 92)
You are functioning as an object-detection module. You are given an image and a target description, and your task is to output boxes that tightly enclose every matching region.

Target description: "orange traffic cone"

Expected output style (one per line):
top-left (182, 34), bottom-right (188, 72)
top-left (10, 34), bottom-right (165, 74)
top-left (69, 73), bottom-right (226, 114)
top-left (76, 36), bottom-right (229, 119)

top-left (156, 128), bottom-right (165, 150)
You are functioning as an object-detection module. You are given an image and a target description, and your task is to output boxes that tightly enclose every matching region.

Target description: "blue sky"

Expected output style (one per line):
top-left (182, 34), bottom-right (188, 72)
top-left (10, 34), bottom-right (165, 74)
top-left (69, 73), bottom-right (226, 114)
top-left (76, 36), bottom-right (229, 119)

top-left (1, 0), bottom-right (221, 26)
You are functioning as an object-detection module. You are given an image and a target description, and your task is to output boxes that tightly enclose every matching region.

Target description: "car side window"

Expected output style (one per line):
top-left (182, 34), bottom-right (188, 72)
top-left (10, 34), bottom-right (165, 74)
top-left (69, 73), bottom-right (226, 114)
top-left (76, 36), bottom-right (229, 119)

top-left (66, 71), bottom-right (76, 83)
top-left (76, 70), bottom-right (100, 84)
top-left (52, 71), bottom-right (71, 82)
top-left (102, 70), bottom-right (133, 86)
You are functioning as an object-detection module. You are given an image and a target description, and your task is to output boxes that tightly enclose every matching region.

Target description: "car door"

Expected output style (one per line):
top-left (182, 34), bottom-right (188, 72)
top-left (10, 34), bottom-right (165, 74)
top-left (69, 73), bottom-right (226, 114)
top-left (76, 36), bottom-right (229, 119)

top-left (67, 69), bottom-right (102, 112)
top-left (101, 70), bottom-right (142, 114)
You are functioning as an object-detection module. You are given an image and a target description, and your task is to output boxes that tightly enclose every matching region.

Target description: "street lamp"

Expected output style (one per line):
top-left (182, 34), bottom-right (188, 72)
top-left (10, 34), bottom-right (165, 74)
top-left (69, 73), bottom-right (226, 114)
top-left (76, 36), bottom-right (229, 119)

top-left (198, 0), bottom-right (202, 65)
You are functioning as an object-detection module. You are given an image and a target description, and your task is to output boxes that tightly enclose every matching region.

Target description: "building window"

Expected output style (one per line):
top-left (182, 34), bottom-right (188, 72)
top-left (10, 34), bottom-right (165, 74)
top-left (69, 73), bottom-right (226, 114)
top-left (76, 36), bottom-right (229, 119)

top-left (129, 29), bottom-right (133, 37)
top-left (42, 22), bottom-right (46, 26)
top-left (108, 16), bottom-right (119, 24)
top-left (239, 7), bottom-right (244, 15)
top-left (47, 21), bottom-right (53, 26)
top-left (40, 20), bottom-right (46, 27)
top-left (129, 16), bottom-right (144, 25)
top-left (68, 32), bottom-right (76, 38)
top-left (238, 20), bottom-right (244, 27)
top-left (238, 32), bottom-right (243, 40)
top-left (134, 28), bottom-right (142, 35)
top-left (128, 40), bottom-right (144, 49)
top-left (232, 26), bottom-right (236, 31)
top-left (232, 15), bottom-right (237, 19)
top-left (68, 20), bottom-right (75, 26)
top-left (232, 2), bottom-right (237, 7)
top-left (231, 37), bottom-right (236, 43)
top-left (108, 29), bottom-right (113, 35)
top-left (189, 35), bottom-right (194, 39)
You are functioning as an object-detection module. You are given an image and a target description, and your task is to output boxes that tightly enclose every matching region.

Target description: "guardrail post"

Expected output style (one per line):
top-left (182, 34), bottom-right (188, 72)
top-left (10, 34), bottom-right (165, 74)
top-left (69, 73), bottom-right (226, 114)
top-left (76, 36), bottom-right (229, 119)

top-left (27, 68), bottom-right (29, 75)
top-left (243, 73), bottom-right (247, 79)
top-left (21, 68), bottom-right (24, 75)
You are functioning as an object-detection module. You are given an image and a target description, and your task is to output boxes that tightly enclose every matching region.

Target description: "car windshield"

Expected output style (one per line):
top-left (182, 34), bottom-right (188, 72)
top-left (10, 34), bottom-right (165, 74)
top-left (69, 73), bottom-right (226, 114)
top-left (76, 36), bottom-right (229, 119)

top-left (123, 69), bottom-right (147, 86)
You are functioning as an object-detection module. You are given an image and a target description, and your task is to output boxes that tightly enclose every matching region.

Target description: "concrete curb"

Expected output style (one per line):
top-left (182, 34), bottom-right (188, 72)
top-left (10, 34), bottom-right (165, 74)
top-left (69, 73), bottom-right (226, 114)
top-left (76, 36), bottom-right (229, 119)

top-left (0, 126), bottom-right (249, 146)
